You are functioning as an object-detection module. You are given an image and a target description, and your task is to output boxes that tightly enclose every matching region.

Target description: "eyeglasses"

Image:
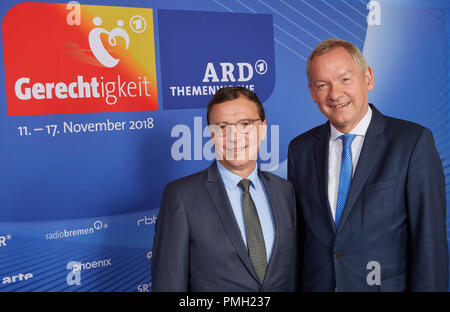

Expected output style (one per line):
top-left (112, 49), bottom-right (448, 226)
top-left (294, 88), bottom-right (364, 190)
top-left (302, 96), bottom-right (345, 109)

top-left (209, 119), bottom-right (262, 136)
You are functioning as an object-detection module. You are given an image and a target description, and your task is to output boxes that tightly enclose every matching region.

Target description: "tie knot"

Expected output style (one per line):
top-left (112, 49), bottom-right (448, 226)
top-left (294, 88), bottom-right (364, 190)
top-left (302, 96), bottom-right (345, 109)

top-left (238, 179), bottom-right (252, 192)
top-left (339, 134), bottom-right (356, 150)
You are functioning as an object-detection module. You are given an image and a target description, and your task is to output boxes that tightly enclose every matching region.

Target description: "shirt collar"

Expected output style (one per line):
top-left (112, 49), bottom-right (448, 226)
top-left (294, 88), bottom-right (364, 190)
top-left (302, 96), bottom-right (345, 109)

top-left (217, 161), bottom-right (259, 191)
top-left (330, 105), bottom-right (372, 141)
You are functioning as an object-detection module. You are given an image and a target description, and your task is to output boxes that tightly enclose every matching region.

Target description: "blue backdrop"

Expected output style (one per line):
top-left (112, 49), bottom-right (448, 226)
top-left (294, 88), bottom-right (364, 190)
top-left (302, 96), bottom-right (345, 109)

top-left (0, 0), bottom-right (448, 291)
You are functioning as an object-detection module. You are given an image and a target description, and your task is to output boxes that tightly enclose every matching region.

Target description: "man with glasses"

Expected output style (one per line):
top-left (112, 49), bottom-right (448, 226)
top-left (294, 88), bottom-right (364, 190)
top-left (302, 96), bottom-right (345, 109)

top-left (152, 86), bottom-right (297, 291)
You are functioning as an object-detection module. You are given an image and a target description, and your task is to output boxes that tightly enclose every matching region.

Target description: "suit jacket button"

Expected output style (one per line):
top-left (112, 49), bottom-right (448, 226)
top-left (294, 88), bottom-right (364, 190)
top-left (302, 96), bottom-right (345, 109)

top-left (334, 252), bottom-right (342, 259)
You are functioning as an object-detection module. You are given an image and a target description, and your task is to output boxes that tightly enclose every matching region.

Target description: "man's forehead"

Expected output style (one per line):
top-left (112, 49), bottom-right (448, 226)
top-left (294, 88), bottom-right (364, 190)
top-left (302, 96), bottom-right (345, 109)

top-left (310, 50), bottom-right (358, 81)
top-left (213, 114), bottom-right (259, 124)
top-left (210, 100), bottom-right (258, 120)
top-left (312, 68), bottom-right (355, 80)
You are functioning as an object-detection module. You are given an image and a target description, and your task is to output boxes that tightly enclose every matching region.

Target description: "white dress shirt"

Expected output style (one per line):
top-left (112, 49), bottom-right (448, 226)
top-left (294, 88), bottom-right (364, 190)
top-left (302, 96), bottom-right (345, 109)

top-left (328, 106), bottom-right (372, 221)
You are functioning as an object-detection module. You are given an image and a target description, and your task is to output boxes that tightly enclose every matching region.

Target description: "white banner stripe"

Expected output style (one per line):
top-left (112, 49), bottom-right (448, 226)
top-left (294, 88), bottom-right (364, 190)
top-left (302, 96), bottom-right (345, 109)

top-left (321, 0), bottom-right (366, 31)
top-left (280, 0), bottom-right (341, 41)
top-left (235, 0), bottom-right (314, 51)
top-left (275, 39), bottom-right (308, 61)
top-left (274, 24), bottom-right (314, 50)
top-left (301, 0), bottom-right (364, 44)
top-left (235, 0), bottom-right (257, 13)
top-left (342, 0), bottom-right (367, 18)
top-left (256, 0), bottom-right (321, 42)
top-left (213, 0), bottom-right (234, 12)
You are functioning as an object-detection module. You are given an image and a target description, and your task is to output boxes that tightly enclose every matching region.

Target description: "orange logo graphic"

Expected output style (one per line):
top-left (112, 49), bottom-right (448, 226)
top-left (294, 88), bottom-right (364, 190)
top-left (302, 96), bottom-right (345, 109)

top-left (2, 2), bottom-right (158, 116)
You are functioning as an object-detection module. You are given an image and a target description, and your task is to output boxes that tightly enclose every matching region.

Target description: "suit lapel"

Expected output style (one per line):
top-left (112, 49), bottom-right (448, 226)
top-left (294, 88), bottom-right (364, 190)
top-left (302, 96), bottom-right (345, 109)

top-left (204, 162), bottom-right (259, 282)
top-left (313, 123), bottom-right (337, 234)
top-left (337, 105), bottom-right (387, 231)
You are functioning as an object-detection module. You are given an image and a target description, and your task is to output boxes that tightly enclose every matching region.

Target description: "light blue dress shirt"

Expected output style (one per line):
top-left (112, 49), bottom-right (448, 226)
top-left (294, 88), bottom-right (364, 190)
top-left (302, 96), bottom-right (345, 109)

top-left (217, 161), bottom-right (276, 263)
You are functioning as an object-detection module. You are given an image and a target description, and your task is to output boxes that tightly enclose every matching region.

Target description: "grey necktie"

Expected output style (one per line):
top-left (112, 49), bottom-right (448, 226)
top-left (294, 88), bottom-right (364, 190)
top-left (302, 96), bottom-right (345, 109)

top-left (238, 178), bottom-right (267, 284)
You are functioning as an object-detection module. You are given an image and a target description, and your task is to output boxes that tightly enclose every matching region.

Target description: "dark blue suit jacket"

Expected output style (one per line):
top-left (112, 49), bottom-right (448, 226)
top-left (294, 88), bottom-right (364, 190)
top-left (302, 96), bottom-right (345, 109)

top-left (288, 105), bottom-right (448, 291)
top-left (152, 161), bottom-right (297, 291)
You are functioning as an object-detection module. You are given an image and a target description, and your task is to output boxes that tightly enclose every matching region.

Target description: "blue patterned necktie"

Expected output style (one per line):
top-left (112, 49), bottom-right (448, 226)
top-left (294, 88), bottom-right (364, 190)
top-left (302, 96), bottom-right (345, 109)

top-left (335, 134), bottom-right (356, 230)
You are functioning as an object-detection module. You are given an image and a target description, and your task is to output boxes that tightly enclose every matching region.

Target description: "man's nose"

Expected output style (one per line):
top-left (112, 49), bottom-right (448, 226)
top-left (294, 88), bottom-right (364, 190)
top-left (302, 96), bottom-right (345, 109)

top-left (328, 83), bottom-right (344, 102)
top-left (226, 125), bottom-right (239, 140)
top-left (226, 126), bottom-right (245, 144)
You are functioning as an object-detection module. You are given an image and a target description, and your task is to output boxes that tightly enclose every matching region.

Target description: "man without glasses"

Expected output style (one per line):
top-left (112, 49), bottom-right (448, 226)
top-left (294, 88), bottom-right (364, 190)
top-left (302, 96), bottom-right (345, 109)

top-left (288, 38), bottom-right (448, 291)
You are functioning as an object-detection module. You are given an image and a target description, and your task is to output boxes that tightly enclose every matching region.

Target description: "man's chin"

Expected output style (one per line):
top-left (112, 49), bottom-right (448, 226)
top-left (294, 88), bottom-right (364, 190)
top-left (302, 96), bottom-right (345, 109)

top-left (325, 113), bottom-right (351, 128)
top-left (219, 159), bottom-right (256, 171)
top-left (225, 150), bottom-right (247, 160)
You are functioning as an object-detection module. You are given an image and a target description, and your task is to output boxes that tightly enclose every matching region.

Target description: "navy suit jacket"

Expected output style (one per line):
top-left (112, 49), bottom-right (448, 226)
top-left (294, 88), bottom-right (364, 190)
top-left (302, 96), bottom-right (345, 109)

top-left (152, 161), bottom-right (297, 292)
top-left (288, 104), bottom-right (448, 291)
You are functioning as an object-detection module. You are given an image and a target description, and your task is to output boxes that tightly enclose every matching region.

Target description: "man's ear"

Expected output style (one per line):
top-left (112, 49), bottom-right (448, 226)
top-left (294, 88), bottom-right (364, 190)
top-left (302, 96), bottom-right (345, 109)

top-left (208, 125), bottom-right (216, 139)
top-left (308, 84), bottom-right (318, 103)
top-left (364, 66), bottom-right (374, 91)
top-left (260, 119), bottom-right (267, 141)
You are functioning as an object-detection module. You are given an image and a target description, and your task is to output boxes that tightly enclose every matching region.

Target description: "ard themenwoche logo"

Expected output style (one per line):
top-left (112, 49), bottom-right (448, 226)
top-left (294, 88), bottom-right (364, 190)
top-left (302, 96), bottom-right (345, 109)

top-left (2, 2), bottom-right (158, 116)
top-left (158, 10), bottom-right (275, 110)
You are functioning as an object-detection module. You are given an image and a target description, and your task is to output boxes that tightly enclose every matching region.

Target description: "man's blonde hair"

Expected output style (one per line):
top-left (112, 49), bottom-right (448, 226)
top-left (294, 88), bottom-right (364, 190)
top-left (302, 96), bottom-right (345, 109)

top-left (306, 38), bottom-right (368, 85)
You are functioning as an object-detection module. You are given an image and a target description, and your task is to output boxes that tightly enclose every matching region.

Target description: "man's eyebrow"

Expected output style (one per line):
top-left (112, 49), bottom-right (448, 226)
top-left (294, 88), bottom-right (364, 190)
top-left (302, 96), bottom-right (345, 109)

top-left (214, 121), bottom-right (234, 125)
top-left (338, 70), bottom-right (353, 77)
top-left (312, 70), bottom-right (353, 83)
